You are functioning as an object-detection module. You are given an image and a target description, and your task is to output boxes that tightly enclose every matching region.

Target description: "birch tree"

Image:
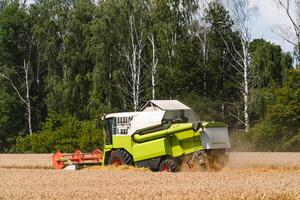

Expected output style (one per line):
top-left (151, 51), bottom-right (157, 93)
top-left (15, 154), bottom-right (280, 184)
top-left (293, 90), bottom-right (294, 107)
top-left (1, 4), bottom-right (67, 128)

top-left (223, 0), bottom-right (257, 132)
top-left (148, 33), bottom-right (158, 100)
top-left (123, 14), bottom-right (146, 111)
top-left (192, 0), bottom-right (209, 96)
top-left (274, 0), bottom-right (300, 68)
top-left (0, 60), bottom-right (32, 135)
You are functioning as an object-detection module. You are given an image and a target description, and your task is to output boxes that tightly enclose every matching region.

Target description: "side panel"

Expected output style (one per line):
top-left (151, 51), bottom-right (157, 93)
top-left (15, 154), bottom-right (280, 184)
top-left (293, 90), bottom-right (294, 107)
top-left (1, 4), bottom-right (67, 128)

top-left (112, 135), bottom-right (133, 154)
top-left (102, 144), bottom-right (112, 166)
top-left (175, 129), bottom-right (203, 155)
top-left (169, 135), bottom-right (184, 157)
top-left (108, 124), bottom-right (207, 165)
top-left (193, 132), bottom-right (203, 152)
top-left (132, 125), bottom-right (204, 161)
top-left (132, 138), bottom-right (171, 162)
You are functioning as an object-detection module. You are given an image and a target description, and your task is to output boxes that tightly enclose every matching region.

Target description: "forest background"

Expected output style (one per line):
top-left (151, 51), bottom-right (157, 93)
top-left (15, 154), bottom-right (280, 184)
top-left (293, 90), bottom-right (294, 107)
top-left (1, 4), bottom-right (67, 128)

top-left (0, 0), bottom-right (299, 153)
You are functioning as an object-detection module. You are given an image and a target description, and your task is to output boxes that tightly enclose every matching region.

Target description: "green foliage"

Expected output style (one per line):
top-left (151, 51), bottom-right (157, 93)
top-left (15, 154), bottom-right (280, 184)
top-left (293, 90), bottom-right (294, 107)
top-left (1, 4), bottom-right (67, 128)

top-left (250, 39), bottom-right (292, 88)
top-left (0, 1), bottom-right (35, 151)
top-left (248, 70), bottom-right (300, 151)
top-left (14, 114), bottom-right (103, 153)
top-left (0, 0), bottom-right (30, 65)
top-left (250, 121), bottom-right (283, 151)
top-left (0, 85), bottom-right (25, 151)
top-left (180, 92), bottom-right (222, 122)
top-left (31, 0), bottom-right (95, 119)
top-left (0, 0), bottom-right (298, 152)
top-left (203, 2), bottom-right (241, 102)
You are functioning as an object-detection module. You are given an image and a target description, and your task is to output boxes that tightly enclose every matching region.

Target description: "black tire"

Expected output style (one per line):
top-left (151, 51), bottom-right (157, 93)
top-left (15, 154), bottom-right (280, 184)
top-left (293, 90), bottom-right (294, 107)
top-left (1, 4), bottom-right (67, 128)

top-left (159, 158), bottom-right (178, 172)
top-left (204, 149), bottom-right (228, 171)
top-left (108, 149), bottom-right (134, 166)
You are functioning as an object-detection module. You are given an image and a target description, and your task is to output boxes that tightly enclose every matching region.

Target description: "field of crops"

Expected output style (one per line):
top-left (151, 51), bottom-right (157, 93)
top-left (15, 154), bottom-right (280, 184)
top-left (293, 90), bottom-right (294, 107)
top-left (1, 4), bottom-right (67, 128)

top-left (0, 152), bottom-right (299, 200)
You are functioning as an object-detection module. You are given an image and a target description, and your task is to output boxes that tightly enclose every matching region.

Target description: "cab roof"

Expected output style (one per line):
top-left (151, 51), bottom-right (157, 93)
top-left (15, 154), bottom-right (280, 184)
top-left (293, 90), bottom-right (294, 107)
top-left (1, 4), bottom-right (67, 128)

top-left (140, 100), bottom-right (191, 111)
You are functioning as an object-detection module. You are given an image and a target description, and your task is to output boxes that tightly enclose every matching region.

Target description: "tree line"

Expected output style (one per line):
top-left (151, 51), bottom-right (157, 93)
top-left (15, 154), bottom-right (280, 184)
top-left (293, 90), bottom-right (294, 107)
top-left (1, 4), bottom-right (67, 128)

top-left (0, 0), bottom-right (299, 152)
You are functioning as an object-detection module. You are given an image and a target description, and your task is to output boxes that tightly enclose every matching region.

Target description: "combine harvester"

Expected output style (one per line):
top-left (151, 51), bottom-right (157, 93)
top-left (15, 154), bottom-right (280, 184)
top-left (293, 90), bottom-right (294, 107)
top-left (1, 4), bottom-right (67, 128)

top-left (52, 100), bottom-right (230, 172)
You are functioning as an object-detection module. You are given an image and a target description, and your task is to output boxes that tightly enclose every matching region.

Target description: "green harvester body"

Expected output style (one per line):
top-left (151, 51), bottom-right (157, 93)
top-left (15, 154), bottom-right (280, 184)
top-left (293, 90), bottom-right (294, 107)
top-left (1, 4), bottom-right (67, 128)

top-left (101, 100), bottom-right (230, 171)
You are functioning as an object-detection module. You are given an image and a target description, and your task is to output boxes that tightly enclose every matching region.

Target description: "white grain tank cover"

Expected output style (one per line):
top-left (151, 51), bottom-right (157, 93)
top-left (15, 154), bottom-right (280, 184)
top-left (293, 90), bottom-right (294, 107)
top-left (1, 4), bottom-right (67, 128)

top-left (128, 111), bottom-right (165, 135)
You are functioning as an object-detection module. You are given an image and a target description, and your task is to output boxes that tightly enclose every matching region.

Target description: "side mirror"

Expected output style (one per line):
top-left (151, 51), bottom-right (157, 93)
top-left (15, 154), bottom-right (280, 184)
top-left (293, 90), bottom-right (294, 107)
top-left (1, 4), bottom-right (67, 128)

top-left (192, 121), bottom-right (202, 131)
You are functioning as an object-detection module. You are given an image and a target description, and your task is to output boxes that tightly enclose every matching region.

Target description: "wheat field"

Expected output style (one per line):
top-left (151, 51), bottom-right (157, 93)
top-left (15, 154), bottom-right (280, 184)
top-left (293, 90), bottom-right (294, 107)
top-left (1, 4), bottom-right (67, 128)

top-left (0, 152), bottom-right (299, 200)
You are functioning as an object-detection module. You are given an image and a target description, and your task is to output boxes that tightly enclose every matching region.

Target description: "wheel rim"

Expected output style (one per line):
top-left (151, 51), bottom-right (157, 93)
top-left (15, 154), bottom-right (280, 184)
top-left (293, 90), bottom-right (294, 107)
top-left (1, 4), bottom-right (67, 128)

top-left (161, 164), bottom-right (170, 172)
top-left (112, 159), bottom-right (122, 166)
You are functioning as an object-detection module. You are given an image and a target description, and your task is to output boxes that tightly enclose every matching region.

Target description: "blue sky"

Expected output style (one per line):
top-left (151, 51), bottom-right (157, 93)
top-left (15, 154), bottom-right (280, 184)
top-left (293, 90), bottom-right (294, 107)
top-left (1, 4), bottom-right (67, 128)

top-left (250, 0), bottom-right (294, 52)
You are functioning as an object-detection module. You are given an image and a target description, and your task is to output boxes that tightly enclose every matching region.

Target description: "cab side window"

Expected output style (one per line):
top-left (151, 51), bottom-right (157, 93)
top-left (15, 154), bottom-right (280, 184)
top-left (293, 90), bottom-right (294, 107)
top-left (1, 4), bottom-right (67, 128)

top-left (163, 110), bottom-right (199, 123)
top-left (113, 116), bottom-right (133, 135)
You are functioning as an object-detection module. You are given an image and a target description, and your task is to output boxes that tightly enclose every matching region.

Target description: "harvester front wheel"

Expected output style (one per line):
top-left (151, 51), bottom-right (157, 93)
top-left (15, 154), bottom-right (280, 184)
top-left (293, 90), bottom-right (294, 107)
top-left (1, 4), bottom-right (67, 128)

top-left (159, 158), bottom-right (178, 172)
top-left (108, 149), bottom-right (134, 166)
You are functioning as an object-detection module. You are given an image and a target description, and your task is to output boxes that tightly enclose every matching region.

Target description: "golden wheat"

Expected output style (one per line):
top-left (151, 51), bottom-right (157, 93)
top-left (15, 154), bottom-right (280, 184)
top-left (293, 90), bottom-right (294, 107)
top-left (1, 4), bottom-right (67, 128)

top-left (0, 152), bottom-right (299, 200)
top-left (0, 154), bottom-right (52, 169)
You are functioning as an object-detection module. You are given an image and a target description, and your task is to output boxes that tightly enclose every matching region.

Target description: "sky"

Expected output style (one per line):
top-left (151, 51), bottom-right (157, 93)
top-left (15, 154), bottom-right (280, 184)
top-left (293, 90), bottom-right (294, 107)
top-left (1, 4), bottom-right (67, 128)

top-left (250, 0), bottom-right (295, 52)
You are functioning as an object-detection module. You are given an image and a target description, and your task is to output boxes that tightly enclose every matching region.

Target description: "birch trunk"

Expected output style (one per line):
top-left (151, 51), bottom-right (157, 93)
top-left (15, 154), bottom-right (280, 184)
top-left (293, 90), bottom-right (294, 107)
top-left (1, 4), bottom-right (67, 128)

top-left (221, 0), bottom-right (254, 132)
top-left (24, 60), bottom-right (33, 135)
top-left (0, 59), bottom-right (32, 135)
top-left (126, 15), bottom-right (144, 111)
top-left (242, 43), bottom-right (250, 132)
top-left (149, 33), bottom-right (158, 100)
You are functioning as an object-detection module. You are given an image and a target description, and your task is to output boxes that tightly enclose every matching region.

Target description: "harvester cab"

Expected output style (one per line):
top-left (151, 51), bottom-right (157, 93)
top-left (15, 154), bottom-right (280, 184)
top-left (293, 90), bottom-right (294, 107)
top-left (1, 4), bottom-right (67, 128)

top-left (52, 100), bottom-right (230, 171)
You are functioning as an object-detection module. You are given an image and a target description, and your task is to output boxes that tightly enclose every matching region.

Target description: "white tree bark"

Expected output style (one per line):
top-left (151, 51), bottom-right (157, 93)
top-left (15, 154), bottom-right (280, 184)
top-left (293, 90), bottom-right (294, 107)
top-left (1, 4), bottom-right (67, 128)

top-left (122, 15), bottom-right (145, 111)
top-left (24, 59), bottom-right (32, 135)
top-left (0, 59), bottom-right (33, 135)
top-left (242, 40), bottom-right (250, 132)
top-left (221, 0), bottom-right (255, 132)
top-left (149, 33), bottom-right (158, 100)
